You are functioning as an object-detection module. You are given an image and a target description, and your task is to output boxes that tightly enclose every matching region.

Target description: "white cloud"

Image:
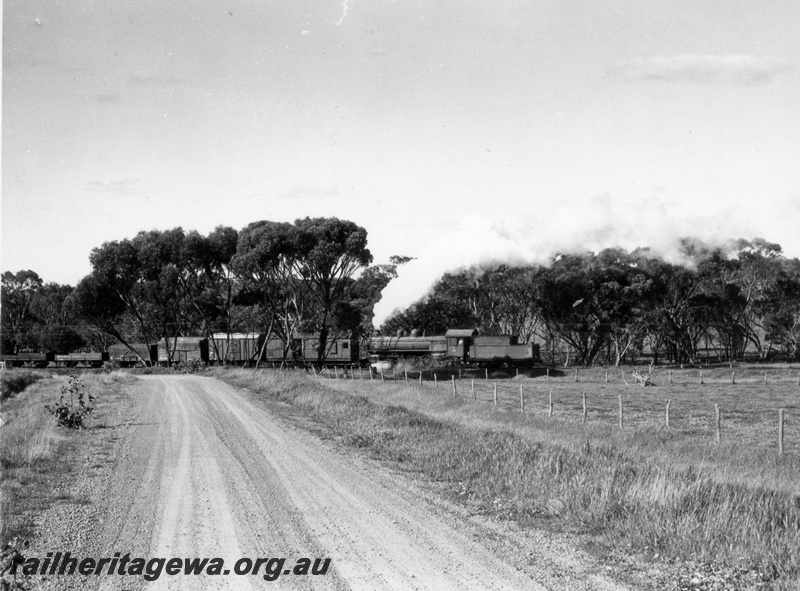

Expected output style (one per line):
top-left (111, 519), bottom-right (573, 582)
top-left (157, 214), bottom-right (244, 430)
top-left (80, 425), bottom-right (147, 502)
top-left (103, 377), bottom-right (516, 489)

top-left (83, 179), bottom-right (144, 197)
top-left (607, 54), bottom-right (793, 86)
top-left (277, 186), bottom-right (339, 200)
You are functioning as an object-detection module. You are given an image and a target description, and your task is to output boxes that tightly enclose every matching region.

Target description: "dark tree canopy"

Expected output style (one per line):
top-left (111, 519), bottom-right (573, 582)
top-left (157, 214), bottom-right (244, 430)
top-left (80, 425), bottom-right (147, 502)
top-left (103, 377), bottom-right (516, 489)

top-left (5, 230), bottom-right (800, 365)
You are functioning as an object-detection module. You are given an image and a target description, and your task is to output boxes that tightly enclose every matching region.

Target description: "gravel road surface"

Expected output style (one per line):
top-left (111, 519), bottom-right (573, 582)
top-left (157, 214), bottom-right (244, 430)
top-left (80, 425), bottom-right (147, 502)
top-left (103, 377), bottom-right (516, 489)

top-left (29, 375), bottom-right (631, 590)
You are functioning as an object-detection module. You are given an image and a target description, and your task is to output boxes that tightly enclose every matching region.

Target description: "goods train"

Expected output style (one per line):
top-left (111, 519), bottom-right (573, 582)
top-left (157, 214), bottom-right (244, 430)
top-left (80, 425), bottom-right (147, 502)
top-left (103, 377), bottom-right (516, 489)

top-left (0, 352), bottom-right (110, 368)
top-left (1, 329), bottom-right (539, 370)
top-left (148, 330), bottom-right (539, 369)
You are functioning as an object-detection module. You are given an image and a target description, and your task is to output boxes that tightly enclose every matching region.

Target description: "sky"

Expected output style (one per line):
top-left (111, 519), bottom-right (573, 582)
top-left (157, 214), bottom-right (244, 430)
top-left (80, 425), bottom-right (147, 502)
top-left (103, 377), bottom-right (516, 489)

top-left (3, 1), bottom-right (799, 315)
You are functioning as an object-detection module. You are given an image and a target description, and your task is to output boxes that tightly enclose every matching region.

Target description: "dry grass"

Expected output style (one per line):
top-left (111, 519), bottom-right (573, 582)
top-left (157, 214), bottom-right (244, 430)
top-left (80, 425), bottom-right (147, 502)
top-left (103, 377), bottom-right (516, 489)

top-left (217, 366), bottom-right (800, 590)
top-left (0, 369), bottom-right (138, 545)
top-left (1, 369), bottom-right (45, 401)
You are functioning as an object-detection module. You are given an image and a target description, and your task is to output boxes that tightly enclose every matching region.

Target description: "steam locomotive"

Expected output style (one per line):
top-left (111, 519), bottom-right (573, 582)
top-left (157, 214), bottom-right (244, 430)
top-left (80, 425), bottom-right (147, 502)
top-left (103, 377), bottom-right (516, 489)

top-left (366, 329), bottom-right (540, 369)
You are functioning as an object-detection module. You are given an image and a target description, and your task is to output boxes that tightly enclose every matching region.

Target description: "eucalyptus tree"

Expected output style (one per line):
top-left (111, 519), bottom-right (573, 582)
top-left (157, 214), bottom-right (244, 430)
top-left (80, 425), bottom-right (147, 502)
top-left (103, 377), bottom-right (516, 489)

top-left (761, 257), bottom-right (800, 360)
top-left (179, 226), bottom-right (239, 360)
top-left (728, 238), bottom-right (786, 358)
top-left (1, 270), bottom-right (43, 353)
top-left (291, 217), bottom-right (372, 366)
top-left (535, 253), bottom-right (616, 366)
top-left (231, 221), bottom-right (303, 365)
top-left (76, 229), bottom-right (203, 364)
top-left (350, 255), bottom-right (413, 333)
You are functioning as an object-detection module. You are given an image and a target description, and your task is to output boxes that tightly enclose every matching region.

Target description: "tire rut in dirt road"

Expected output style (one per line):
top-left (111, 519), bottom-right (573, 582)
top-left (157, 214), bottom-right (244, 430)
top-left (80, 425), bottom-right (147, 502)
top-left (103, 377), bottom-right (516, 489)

top-left (33, 375), bottom-right (630, 590)
top-left (195, 377), bottom-right (543, 591)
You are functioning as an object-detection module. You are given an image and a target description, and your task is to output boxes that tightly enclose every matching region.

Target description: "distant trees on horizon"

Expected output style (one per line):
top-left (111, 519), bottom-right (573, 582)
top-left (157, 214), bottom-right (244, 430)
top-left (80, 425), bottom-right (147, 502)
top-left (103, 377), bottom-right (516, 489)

top-left (3, 224), bottom-right (800, 364)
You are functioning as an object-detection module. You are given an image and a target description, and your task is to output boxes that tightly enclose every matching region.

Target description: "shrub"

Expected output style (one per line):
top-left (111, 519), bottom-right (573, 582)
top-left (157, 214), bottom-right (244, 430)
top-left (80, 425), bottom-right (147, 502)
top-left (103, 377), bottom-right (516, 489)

top-left (43, 375), bottom-right (94, 429)
top-left (102, 359), bottom-right (121, 372)
top-left (172, 359), bottom-right (205, 374)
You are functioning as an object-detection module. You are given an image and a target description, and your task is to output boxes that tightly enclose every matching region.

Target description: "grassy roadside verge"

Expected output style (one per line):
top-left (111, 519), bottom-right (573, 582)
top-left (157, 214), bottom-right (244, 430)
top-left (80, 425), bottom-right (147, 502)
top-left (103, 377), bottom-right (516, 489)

top-left (216, 368), bottom-right (800, 590)
top-left (0, 370), bottom-right (138, 546)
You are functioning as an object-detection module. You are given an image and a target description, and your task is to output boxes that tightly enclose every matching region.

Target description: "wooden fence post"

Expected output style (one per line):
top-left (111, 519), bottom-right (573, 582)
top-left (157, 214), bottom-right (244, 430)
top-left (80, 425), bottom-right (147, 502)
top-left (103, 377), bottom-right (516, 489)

top-left (575, 368), bottom-right (579, 382)
top-left (669, 370), bottom-right (672, 385)
top-left (605, 369), bottom-right (608, 384)
top-left (665, 399), bottom-right (671, 428)
top-left (520, 385), bottom-right (525, 413)
top-left (369, 366), bottom-right (374, 380)
top-left (764, 372), bottom-right (767, 385)
top-left (312, 366), bottom-right (317, 378)
top-left (732, 371), bottom-right (735, 385)
top-left (404, 370), bottom-right (408, 386)
top-left (618, 395), bottom-right (623, 430)
top-left (419, 372), bottom-right (423, 389)
top-left (548, 391), bottom-right (553, 418)
top-left (546, 368), bottom-right (550, 379)
top-left (700, 369), bottom-right (704, 385)
top-left (380, 369), bottom-right (384, 382)
top-left (715, 404), bottom-right (721, 443)
top-left (334, 366), bottom-right (340, 379)
top-left (471, 379), bottom-right (476, 401)
top-left (434, 373), bottom-right (438, 389)
top-left (493, 383), bottom-right (498, 406)
top-left (582, 393), bottom-right (587, 425)
top-left (485, 368), bottom-right (489, 380)
top-left (452, 375), bottom-right (457, 398)
top-left (778, 409), bottom-right (784, 456)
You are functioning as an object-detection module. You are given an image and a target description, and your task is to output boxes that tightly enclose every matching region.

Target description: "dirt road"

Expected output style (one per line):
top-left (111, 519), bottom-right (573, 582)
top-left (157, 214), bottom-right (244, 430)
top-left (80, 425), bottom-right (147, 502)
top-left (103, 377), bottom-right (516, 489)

top-left (31, 376), bottom-right (630, 590)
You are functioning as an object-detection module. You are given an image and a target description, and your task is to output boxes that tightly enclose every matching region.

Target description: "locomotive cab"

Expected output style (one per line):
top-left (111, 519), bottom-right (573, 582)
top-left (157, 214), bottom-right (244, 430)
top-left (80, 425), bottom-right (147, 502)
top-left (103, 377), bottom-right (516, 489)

top-left (445, 329), bottom-right (478, 364)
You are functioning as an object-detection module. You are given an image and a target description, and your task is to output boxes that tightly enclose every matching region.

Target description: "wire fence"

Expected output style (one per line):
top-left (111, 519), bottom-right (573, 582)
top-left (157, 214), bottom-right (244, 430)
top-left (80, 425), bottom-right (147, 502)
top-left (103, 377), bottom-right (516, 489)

top-left (311, 364), bottom-right (800, 457)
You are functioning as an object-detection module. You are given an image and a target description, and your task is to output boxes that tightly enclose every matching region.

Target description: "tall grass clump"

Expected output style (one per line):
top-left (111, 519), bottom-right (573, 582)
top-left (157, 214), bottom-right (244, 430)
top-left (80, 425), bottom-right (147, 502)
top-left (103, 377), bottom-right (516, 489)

top-left (1, 369), bottom-right (45, 401)
top-left (1, 374), bottom-right (63, 543)
top-left (217, 369), bottom-right (800, 589)
top-left (1, 371), bottom-right (138, 545)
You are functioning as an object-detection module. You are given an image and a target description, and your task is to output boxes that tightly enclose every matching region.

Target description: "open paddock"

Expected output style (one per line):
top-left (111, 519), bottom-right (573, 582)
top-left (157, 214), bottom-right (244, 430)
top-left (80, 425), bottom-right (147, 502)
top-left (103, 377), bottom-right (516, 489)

top-left (317, 364), bottom-right (800, 493)
top-left (220, 367), bottom-right (800, 588)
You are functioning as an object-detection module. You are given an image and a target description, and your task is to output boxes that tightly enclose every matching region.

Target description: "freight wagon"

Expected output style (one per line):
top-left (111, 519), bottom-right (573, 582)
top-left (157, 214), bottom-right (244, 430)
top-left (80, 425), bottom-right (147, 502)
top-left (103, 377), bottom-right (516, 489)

top-left (0, 352), bottom-right (51, 368)
top-left (108, 343), bottom-right (158, 367)
top-left (157, 337), bottom-right (209, 365)
top-left (154, 333), bottom-right (362, 366)
top-left (52, 352), bottom-right (110, 368)
top-left (0, 352), bottom-right (110, 368)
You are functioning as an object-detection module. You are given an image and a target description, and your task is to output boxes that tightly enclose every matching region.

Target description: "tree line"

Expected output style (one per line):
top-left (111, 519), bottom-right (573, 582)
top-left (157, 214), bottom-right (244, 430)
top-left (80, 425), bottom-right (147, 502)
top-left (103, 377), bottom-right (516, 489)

top-left (1, 218), bottom-right (391, 366)
top-left (3, 222), bottom-right (800, 365)
top-left (382, 238), bottom-right (800, 365)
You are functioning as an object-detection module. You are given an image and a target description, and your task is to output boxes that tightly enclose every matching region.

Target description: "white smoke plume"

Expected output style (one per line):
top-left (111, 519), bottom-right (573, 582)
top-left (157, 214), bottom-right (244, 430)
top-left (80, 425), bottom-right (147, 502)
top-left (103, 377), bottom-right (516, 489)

top-left (371, 195), bottom-right (800, 328)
